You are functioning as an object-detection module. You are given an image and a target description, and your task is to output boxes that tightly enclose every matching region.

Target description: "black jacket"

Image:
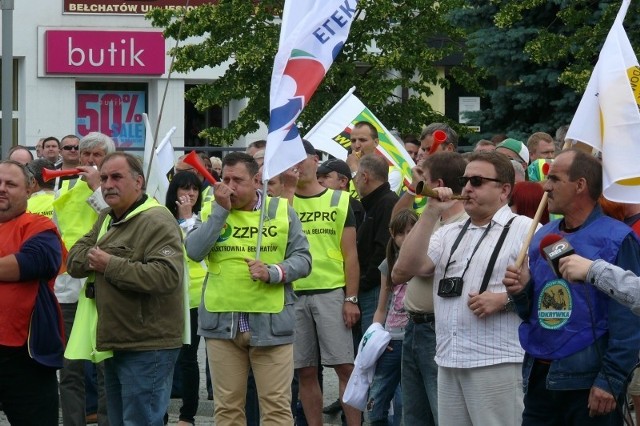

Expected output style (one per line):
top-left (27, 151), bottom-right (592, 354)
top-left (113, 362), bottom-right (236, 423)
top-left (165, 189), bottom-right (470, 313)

top-left (356, 182), bottom-right (398, 292)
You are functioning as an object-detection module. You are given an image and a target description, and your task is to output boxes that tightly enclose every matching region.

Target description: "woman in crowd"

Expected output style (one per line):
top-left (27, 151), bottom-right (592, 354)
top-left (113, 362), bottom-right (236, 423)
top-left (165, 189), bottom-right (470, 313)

top-left (165, 171), bottom-right (205, 426)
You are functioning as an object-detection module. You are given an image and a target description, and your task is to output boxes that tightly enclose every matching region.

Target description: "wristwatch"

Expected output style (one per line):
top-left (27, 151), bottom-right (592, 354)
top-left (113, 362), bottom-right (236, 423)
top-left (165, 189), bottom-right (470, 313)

top-left (344, 295), bottom-right (359, 304)
top-left (504, 295), bottom-right (516, 313)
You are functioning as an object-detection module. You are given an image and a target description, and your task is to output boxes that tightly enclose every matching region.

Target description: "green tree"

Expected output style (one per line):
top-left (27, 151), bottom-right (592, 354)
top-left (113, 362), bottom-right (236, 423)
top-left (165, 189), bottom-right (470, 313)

top-left (148, 0), bottom-right (478, 146)
top-left (454, 0), bottom-right (640, 141)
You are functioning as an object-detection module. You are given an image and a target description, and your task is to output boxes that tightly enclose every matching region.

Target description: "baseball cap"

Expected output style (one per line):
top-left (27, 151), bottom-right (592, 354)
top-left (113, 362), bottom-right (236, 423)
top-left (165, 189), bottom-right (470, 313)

top-left (317, 159), bottom-right (352, 181)
top-left (497, 138), bottom-right (530, 164)
top-left (302, 139), bottom-right (317, 155)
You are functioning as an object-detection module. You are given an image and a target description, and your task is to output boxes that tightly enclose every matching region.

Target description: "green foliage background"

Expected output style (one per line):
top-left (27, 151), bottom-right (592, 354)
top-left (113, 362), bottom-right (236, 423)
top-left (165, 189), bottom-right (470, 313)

top-left (149, 0), bottom-right (640, 146)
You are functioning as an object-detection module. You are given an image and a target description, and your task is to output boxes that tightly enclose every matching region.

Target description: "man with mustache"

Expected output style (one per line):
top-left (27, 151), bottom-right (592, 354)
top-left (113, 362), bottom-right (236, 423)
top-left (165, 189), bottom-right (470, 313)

top-left (67, 152), bottom-right (184, 425)
top-left (504, 150), bottom-right (640, 425)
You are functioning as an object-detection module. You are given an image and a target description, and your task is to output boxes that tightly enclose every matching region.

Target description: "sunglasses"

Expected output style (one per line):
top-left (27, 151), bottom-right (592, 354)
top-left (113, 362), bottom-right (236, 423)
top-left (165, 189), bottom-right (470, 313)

top-left (458, 176), bottom-right (503, 187)
top-left (62, 145), bottom-right (79, 151)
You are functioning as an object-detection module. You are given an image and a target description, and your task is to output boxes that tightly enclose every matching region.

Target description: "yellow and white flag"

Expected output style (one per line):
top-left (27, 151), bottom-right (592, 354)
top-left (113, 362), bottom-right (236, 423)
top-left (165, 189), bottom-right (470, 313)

top-left (304, 87), bottom-right (416, 188)
top-left (566, 0), bottom-right (640, 202)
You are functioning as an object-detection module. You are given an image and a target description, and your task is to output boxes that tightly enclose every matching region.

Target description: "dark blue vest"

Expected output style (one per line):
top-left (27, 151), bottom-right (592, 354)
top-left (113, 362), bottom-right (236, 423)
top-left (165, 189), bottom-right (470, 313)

top-left (520, 214), bottom-right (630, 359)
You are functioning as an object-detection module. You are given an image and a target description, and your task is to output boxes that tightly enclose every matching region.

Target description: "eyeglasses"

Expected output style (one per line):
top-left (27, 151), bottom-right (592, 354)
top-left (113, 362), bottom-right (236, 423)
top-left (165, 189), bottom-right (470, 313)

top-left (62, 145), bottom-right (79, 151)
top-left (458, 176), bottom-right (503, 187)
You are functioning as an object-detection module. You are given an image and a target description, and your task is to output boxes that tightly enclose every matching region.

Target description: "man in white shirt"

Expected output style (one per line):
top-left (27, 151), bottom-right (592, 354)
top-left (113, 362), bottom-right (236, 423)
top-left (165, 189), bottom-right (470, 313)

top-left (394, 150), bottom-right (538, 425)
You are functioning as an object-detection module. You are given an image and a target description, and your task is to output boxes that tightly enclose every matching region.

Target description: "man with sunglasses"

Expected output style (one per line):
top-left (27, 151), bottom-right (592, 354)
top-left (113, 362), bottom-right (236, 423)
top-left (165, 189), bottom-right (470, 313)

top-left (393, 150), bottom-right (537, 425)
top-left (504, 149), bottom-right (640, 425)
top-left (59, 135), bottom-right (81, 171)
top-left (391, 151), bottom-right (468, 426)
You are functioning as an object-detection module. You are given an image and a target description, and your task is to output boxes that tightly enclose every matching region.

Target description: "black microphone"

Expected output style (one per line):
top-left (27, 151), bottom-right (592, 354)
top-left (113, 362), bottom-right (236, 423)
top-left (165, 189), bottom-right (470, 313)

top-left (539, 233), bottom-right (575, 278)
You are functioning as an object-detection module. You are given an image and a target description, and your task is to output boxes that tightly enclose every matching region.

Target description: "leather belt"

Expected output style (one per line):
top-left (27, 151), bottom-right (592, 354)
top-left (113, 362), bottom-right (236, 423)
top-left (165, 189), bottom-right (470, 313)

top-left (407, 311), bottom-right (435, 324)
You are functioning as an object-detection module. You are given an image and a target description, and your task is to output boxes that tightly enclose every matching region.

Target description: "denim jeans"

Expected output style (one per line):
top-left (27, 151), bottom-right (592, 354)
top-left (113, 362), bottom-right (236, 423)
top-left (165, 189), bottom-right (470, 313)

top-left (523, 361), bottom-right (621, 426)
top-left (104, 348), bottom-right (180, 426)
top-left (401, 320), bottom-right (438, 426)
top-left (359, 286), bottom-right (381, 336)
top-left (367, 339), bottom-right (403, 426)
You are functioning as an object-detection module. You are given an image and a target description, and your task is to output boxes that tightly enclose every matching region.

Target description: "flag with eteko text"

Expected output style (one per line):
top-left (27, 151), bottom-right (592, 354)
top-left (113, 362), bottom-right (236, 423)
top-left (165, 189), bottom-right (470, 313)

top-left (566, 0), bottom-right (640, 202)
top-left (304, 87), bottom-right (416, 187)
top-left (263, 0), bottom-right (358, 181)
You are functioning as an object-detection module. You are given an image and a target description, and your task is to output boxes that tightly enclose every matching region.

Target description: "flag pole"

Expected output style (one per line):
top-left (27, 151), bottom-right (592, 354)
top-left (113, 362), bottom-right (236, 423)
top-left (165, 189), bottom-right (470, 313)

top-left (514, 140), bottom-right (573, 269)
top-left (146, 0), bottom-right (190, 180)
top-left (255, 180), bottom-right (269, 261)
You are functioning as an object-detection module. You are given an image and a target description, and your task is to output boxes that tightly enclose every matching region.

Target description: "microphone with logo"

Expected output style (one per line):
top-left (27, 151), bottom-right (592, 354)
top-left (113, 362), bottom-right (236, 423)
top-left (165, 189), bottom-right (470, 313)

top-left (540, 234), bottom-right (575, 278)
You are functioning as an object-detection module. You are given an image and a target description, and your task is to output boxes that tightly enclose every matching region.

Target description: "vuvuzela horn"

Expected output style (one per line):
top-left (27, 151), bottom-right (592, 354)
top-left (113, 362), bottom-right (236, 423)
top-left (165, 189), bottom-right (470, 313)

top-left (182, 150), bottom-right (218, 185)
top-left (415, 180), bottom-right (469, 201)
top-left (42, 167), bottom-right (82, 182)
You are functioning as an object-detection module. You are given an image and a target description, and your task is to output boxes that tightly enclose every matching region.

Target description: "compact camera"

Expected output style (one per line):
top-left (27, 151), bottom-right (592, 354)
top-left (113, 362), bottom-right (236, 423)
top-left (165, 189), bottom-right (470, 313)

top-left (437, 277), bottom-right (464, 297)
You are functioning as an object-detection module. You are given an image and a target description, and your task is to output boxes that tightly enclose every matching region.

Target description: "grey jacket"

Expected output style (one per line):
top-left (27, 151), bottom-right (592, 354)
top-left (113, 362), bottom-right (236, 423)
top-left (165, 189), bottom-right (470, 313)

top-left (185, 196), bottom-right (311, 346)
top-left (587, 259), bottom-right (640, 316)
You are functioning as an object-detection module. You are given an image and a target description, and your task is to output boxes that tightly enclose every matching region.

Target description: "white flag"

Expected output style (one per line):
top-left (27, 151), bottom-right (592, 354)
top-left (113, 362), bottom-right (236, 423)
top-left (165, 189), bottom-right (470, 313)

top-left (263, 0), bottom-right (358, 181)
top-left (151, 127), bottom-right (177, 205)
top-left (305, 87), bottom-right (416, 187)
top-left (566, 0), bottom-right (640, 202)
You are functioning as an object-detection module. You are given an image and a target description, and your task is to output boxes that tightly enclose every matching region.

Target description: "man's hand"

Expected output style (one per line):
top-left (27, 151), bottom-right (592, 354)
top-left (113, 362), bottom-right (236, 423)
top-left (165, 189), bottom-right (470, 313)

top-left (279, 166), bottom-right (300, 203)
top-left (467, 292), bottom-right (506, 318)
top-left (588, 386), bottom-right (616, 417)
top-left (213, 182), bottom-right (233, 211)
top-left (78, 165), bottom-right (101, 191)
top-left (503, 260), bottom-right (530, 295)
top-left (410, 164), bottom-right (425, 187)
top-left (245, 259), bottom-right (270, 282)
top-left (424, 187), bottom-right (457, 216)
top-left (346, 152), bottom-right (360, 173)
top-left (342, 302), bottom-right (360, 329)
top-left (87, 246), bottom-right (111, 273)
top-left (559, 255), bottom-right (593, 283)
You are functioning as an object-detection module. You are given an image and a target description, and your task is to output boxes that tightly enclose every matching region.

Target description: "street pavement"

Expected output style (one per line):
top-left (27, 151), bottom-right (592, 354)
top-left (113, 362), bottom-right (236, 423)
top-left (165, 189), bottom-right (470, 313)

top-left (0, 343), bottom-right (349, 425)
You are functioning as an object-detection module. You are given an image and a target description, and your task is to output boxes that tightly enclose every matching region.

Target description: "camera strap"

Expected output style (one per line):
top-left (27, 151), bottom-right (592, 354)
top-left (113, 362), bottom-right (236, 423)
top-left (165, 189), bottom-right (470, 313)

top-left (478, 216), bottom-right (516, 294)
top-left (443, 218), bottom-right (492, 280)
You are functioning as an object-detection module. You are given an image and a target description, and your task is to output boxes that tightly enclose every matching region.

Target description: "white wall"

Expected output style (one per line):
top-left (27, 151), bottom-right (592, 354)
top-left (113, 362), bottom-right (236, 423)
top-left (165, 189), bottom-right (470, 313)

top-left (1, 0), bottom-right (247, 149)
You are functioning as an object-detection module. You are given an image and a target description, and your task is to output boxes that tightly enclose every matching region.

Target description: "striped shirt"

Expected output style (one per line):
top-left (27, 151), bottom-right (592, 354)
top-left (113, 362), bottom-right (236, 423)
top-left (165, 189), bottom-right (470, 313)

top-left (428, 204), bottom-right (538, 368)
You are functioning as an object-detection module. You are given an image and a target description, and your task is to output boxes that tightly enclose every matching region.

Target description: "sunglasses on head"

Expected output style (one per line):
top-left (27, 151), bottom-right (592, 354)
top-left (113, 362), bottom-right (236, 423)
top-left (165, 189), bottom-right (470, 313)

top-left (62, 145), bottom-right (79, 151)
top-left (458, 176), bottom-right (503, 187)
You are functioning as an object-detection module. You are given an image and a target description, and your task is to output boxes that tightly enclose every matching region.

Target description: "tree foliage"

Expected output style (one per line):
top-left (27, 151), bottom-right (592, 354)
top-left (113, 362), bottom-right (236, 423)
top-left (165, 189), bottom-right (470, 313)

top-left (453, 0), bottom-right (640, 141)
top-left (148, 0), bottom-right (478, 146)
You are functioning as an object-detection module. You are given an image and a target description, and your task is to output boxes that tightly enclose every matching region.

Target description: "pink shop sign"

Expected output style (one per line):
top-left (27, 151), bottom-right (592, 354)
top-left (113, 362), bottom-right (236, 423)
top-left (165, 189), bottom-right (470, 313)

top-left (46, 30), bottom-right (165, 75)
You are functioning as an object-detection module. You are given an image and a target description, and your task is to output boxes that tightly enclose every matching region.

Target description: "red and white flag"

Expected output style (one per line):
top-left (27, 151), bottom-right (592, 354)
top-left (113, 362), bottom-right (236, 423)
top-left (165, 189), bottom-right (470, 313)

top-left (263, 0), bottom-right (358, 181)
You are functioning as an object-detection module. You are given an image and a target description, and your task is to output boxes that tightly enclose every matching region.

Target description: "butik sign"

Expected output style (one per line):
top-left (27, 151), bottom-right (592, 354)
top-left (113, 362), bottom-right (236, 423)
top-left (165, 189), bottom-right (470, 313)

top-left (46, 30), bottom-right (165, 75)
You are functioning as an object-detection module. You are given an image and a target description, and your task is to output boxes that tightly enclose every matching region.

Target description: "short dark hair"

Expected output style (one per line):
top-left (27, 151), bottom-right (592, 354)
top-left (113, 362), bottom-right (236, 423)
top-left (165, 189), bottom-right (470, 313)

top-left (61, 134), bottom-right (80, 145)
top-left (26, 159), bottom-right (56, 190)
top-left (354, 121), bottom-right (378, 140)
top-left (359, 154), bottom-right (388, 182)
top-left (165, 171), bottom-right (203, 218)
top-left (42, 136), bottom-right (60, 148)
top-left (422, 151), bottom-right (467, 194)
top-left (222, 152), bottom-right (259, 178)
top-left (247, 139), bottom-right (267, 150)
top-left (100, 152), bottom-right (146, 190)
top-left (564, 149), bottom-right (602, 201)
top-left (403, 135), bottom-right (420, 147)
top-left (467, 150), bottom-right (515, 193)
